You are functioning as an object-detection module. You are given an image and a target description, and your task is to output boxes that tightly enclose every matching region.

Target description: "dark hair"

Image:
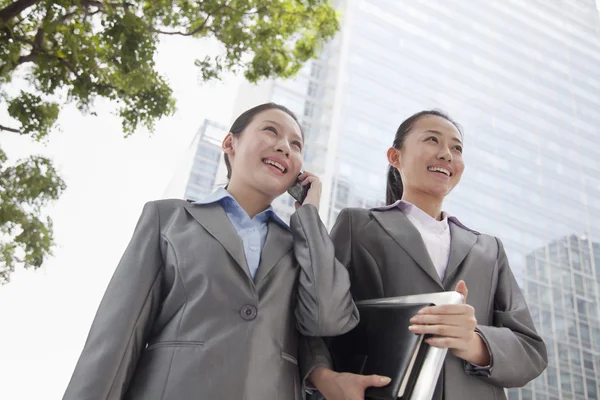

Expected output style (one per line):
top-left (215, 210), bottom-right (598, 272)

top-left (224, 102), bottom-right (303, 180)
top-left (386, 109), bottom-right (463, 205)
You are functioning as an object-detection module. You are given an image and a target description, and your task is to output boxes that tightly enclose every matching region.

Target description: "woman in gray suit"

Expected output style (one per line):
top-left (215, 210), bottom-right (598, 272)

top-left (303, 110), bottom-right (547, 400)
top-left (63, 103), bottom-right (359, 400)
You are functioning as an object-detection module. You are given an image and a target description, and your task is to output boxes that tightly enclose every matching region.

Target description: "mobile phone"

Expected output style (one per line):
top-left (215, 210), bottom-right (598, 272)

top-left (287, 173), bottom-right (311, 204)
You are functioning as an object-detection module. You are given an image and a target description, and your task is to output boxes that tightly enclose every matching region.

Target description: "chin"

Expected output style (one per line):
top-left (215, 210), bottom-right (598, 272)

top-left (255, 181), bottom-right (288, 198)
top-left (426, 186), bottom-right (454, 198)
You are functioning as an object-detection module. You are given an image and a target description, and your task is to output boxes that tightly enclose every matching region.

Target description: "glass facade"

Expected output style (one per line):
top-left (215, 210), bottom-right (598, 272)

top-left (519, 235), bottom-right (600, 400)
top-left (184, 119), bottom-right (228, 201)
top-left (326, 1), bottom-right (600, 399)
top-left (269, 46), bottom-right (339, 221)
top-left (235, 1), bottom-right (600, 396)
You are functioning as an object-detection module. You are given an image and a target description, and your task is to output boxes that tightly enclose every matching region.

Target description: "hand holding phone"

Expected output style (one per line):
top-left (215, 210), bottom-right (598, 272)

top-left (287, 171), bottom-right (321, 210)
top-left (287, 173), bottom-right (311, 204)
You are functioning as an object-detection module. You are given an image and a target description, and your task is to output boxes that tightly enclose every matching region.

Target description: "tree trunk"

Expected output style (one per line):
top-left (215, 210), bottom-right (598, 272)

top-left (0, 0), bottom-right (40, 24)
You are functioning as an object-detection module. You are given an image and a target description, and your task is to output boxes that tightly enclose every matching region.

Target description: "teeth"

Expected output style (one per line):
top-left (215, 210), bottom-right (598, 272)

top-left (428, 167), bottom-right (450, 176)
top-left (264, 159), bottom-right (285, 172)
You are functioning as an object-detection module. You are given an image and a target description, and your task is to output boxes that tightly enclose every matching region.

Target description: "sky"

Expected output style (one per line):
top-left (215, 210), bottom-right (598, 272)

top-left (0, 36), bottom-right (243, 399)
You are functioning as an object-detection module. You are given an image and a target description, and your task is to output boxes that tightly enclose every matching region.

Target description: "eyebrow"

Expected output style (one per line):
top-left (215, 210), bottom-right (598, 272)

top-left (423, 130), bottom-right (463, 145)
top-left (263, 119), bottom-right (281, 127)
top-left (263, 120), bottom-right (304, 143)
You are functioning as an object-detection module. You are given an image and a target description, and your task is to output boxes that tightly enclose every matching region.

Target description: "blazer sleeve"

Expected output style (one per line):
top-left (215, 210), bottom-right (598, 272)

top-left (290, 204), bottom-right (358, 337)
top-left (63, 202), bottom-right (165, 400)
top-left (297, 208), bottom-right (355, 395)
top-left (474, 237), bottom-right (548, 388)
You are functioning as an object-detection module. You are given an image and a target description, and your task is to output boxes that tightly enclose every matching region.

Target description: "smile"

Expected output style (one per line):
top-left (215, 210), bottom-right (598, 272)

top-left (428, 166), bottom-right (452, 177)
top-left (263, 158), bottom-right (287, 173)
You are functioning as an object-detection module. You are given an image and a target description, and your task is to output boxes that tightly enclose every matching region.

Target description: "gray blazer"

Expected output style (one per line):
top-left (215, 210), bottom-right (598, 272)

top-left (301, 207), bottom-right (547, 400)
top-left (63, 200), bottom-right (359, 400)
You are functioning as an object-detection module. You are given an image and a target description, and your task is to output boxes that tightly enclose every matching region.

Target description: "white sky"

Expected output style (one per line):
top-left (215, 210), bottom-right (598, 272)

top-left (0, 36), bottom-right (243, 399)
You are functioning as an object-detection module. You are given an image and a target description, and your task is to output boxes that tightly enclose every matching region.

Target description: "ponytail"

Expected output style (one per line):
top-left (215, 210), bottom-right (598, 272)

top-left (386, 165), bottom-right (403, 205)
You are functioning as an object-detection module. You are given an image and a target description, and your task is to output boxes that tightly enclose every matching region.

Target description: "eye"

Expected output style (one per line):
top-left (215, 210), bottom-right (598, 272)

top-left (425, 136), bottom-right (439, 143)
top-left (264, 126), bottom-right (278, 135)
top-left (454, 145), bottom-right (463, 153)
top-left (291, 140), bottom-right (303, 151)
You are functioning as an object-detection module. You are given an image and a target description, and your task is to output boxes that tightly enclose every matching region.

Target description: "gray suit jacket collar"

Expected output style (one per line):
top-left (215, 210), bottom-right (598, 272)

top-left (184, 203), bottom-right (292, 285)
top-left (371, 209), bottom-right (477, 289)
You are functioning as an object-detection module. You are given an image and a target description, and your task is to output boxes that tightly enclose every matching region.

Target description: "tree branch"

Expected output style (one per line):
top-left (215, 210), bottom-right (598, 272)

top-left (53, 55), bottom-right (119, 94)
top-left (149, 27), bottom-right (200, 37)
top-left (79, 0), bottom-right (134, 10)
top-left (149, 0), bottom-right (231, 37)
top-left (0, 0), bottom-right (40, 23)
top-left (0, 124), bottom-right (21, 133)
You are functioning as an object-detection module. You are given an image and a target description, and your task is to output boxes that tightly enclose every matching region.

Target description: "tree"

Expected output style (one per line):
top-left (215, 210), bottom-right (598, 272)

top-left (0, 0), bottom-right (340, 283)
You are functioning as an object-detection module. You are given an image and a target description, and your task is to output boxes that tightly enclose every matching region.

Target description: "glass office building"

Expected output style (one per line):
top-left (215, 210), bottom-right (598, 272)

top-left (522, 234), bottom-right (600, 400)
top-left (233, 1), bottom-right (600, 398)
top-left (184, 119), bottom-right (228, 201)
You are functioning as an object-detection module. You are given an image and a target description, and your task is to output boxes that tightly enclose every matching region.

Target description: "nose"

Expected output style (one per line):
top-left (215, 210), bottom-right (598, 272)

top-left (438, 147), bottom-right (452, 162)
top-left (275, 137), bottom-right (291, 158)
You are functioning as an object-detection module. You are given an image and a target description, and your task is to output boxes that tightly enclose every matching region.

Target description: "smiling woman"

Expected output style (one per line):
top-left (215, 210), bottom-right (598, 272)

top-left (303, 110), bottom-right (547, 400)
top-left (223, 103), bottom-right (304, 180)
top-left (62, 102), bottom-right (358, 400)
top-left (385, 110), bottom-right (464, 212)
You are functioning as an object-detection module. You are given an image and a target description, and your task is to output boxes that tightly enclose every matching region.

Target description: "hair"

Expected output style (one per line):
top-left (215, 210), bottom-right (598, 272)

top-left (223, 102), bottom-right (303, 180)
top-left (386, 109), bottom-right (463, 205)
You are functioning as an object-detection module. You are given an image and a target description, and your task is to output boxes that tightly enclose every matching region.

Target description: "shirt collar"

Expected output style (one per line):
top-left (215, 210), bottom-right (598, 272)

top-left (373, 200), bottom-right (478, 234)
top-left (192, 187), bottom-right (289, 230)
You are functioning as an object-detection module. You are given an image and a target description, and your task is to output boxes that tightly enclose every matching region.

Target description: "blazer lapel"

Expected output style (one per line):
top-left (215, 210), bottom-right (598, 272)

top-left (372, 209), bottom-right (443, 288)
top-left (254, 220), bottom-right (293, 283)
top-left (184, 203), bottom-right (251, 280)
top-left (443, 222), bottom-right (478, 287)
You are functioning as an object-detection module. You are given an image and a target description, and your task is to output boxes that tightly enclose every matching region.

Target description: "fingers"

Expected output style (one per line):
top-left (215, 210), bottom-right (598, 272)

top-left (417, 304), bottom-right (474, 316)
top-left (409, 324), bottom-right (469, 338)
top-left (301, 176), bottom-right (318, 186)
top-left (455, 280), bottom-right (468, 303)
top-left (410, 312), bottom-right (477, 328)
top-left (300, 175), bottom-right (321, 188)
top-left (298, 171), bottom-right (320, 185)
top-left (297, 171), bottom-right (322, 210)
top-left (425, 336), bottom-right (468, 350)
top-left (361, 374), bottom-right (391, 388)
top-left (298, 171), bottom-right (315, 182)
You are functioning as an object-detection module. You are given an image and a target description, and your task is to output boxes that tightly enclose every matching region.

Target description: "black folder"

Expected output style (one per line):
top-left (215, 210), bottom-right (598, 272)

top-left (330, 302), bottom-right (432, 400)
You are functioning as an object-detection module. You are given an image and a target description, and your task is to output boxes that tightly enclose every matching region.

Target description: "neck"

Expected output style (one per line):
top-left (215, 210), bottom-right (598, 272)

top-left (226, 179), bottom-right (274, 218)
top-left (401, 190), bottom-right (444, 221)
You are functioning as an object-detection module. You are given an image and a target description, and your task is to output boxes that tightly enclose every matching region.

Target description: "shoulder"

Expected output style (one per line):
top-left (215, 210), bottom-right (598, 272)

top-left (335, 207), bottom-right (373, 227)
top-left (146, 198), bottom-right (190, 210)
top-left (142, 199), bottom-right (193, 220)
top-left (450, 219), bottom-right (504, 256)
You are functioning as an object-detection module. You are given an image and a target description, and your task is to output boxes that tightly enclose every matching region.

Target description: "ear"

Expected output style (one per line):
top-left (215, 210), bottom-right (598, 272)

top-left (387, 147), bottom-right (401, 169)
top-left (222, 133), bottom-right (235, 156)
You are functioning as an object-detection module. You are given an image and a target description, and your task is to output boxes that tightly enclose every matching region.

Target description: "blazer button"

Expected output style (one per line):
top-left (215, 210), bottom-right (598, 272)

top-left (240, 305), bottom-right (257, 321)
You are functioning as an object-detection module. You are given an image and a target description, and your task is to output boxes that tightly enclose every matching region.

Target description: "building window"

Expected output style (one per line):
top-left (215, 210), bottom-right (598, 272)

top-left (573, 374), bottom-right (585, 396)
top-left (547, 365), bottom-right (559, 393)
top-left (583, 351), bottom-right (594, 372)
top-left (197, 147), bottom-right (220, 162)
top-left (308, 81), bottom-right (318, 97)
top-left (335, 182), bottom-right (350, 206)
top-left (310, 63), bottom-right (321, 79)
top-left (304, 101), bottom-right (315, 118)
top-left (580, 323), bottom-right (591, 345)
top-left (561, 371), bottom-right (572, 393)
top-left (194, 174), bottom-right (214, 189)
top-left (586, 378), bottom-right (597, 399)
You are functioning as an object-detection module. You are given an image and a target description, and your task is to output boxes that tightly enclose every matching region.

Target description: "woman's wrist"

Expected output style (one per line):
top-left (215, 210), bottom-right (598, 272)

top-left (309, 366), bottom-right (337, 388)
top-left (463, 331), bottom-right (491, 366)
